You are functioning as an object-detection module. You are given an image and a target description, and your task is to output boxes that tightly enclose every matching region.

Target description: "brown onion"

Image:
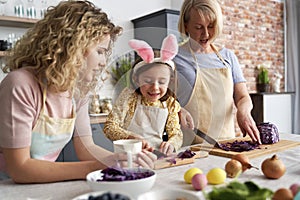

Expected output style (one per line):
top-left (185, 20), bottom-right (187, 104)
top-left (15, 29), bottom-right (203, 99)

top-left (261, 154), bottom-right (286, 179)
top-left (272, 188), bottom-right (293, 200)
top-left (225, 159), bottom-right (243, 178)
top-left (232, 154), bottom-right (258, 171)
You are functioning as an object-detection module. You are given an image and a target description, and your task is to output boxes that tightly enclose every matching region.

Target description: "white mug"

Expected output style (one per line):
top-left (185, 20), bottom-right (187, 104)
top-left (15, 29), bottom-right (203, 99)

top-left (113, 139), bottom-right (142, 168)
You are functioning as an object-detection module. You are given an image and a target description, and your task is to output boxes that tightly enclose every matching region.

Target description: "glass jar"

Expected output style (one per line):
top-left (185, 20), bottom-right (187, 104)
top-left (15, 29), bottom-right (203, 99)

top-left (14, 0), bottom-right (25, 17)
top-left (101, 99), bottom-right (112, 114)
top-left (89, 95), bottom-right (101, 114)
top-left (26, 0), bottom-right (36, 19)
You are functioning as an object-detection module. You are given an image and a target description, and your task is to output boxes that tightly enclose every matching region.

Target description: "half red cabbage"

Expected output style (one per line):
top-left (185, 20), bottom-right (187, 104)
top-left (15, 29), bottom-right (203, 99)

top-left (97, 167), bottom-right (154, 182)
top-left (257, 122), bottom-right (279, 144)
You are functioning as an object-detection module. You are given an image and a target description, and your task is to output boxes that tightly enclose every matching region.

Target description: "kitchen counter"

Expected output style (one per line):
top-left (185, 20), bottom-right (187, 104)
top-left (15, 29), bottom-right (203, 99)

top-left (1, 133), bottom-right (299, 200)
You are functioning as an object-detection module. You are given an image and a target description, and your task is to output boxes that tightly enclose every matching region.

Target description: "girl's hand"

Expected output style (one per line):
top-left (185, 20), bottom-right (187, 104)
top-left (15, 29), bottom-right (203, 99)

top-left (141, 140), bottom-right (154, 152)
top-left (159, 141), bottom-right (175, 155)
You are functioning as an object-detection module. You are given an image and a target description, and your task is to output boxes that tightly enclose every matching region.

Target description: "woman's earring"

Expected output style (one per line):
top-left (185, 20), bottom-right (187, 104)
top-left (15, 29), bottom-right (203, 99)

top-left (186, 32), bottom-right (190, 38)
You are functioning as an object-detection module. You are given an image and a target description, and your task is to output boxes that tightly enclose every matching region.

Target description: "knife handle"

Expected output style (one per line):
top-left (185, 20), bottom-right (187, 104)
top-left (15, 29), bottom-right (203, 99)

top-left (162, 131), bottom-right (168, 141)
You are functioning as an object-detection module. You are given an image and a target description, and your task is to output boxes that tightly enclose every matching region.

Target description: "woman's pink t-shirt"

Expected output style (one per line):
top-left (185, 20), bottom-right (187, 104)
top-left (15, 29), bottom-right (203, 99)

top-left (0, 69), bottom-right (92, 171)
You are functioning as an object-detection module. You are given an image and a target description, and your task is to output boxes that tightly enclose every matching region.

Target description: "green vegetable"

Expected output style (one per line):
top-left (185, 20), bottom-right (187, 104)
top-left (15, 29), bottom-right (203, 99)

top-left (205, 180), bottom-right (273, 200)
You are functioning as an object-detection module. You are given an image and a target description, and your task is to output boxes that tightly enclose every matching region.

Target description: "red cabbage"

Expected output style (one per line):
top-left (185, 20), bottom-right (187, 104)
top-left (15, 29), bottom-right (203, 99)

top-left (219, 140), bottom-right (260, 152)
top-left (166, 149), bottom-right (196, 165)
top-left (177, 149), bottom-right (196, 159)
top-left (97, 167), bottom-right (154, 182)
top-left (88, 192), bottom-right (130, 200)
top-left (257, 122), bottom-right (279, 144)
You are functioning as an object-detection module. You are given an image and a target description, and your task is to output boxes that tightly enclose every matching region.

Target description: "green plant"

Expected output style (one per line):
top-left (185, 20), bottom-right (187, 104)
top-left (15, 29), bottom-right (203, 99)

top-left (258, 65), bottom-right (269, 84)
top-left (110, 55), bottom-right (132, 87)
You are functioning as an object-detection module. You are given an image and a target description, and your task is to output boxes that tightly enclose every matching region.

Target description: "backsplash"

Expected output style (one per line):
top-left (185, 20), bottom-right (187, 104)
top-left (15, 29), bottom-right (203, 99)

top-left (218, 0), bottom-right (284, 92)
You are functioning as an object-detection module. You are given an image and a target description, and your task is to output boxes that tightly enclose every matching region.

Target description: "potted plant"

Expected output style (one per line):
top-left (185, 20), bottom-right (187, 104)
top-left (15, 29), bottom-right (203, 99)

top-left (257, 64), bottom-right (270, 93)
top-left (110, 53), bottom-right (132, 88)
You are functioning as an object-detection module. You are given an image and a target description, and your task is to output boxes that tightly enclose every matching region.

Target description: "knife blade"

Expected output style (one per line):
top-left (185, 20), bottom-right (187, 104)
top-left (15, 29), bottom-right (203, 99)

top-left (193, 128), bottom-right (221, 148)
top-left (152, 149), bottom-right (168, 158)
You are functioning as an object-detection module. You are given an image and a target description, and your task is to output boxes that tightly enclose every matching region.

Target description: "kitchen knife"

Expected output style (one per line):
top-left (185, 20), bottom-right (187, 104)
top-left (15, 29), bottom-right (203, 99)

top-left (193, 128), bottom-right (222, 148)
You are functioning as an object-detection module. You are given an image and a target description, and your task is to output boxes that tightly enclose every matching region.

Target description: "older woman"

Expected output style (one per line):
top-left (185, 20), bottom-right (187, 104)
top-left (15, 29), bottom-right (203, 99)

top-left (175, 0), bottom-right (261, 146)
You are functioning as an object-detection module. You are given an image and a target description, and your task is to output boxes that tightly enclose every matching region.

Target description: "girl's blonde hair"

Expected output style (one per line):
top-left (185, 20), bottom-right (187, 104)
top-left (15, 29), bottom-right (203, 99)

top-left (3, 0), bottom-right (122, 95)
top-left (178, 0), bottom-right (223, 43)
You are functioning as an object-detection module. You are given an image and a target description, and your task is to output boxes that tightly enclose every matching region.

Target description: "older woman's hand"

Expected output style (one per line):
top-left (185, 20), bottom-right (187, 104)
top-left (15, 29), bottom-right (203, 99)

top-left (236, 110), bottom-right (261, 144)
top-left (179, 108), bottom-right (194, 130)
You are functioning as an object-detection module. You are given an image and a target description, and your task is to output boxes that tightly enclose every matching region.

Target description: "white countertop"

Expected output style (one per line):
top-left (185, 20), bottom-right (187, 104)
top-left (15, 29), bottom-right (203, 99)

top-left (1, 133), bottom-right (299, 200)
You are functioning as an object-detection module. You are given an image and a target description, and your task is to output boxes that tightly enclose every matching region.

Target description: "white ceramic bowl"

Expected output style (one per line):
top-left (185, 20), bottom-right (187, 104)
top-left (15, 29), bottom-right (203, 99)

top-left (137, 189), bottom-right (201, 200)
top-left (86, 168), bottom-right (156, 198)
top-left (72, 191), bottom-right (133, 200)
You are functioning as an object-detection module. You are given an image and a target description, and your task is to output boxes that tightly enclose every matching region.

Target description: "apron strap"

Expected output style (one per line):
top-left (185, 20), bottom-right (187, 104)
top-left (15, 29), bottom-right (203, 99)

top-left (210, 44), bottom-right (229, 68)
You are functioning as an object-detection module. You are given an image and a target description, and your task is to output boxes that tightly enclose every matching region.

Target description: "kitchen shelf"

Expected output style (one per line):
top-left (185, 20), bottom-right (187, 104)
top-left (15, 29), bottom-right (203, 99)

top-left (0, 15), bottom-right (38, 28)
top-left (89, 114), bottom-right (108, 124)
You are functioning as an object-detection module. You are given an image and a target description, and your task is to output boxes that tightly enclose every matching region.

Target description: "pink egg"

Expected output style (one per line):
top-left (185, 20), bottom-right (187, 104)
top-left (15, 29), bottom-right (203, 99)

top-left (290, 183), bottom-right (300, 196)
top-left (191, 173), bottom-right (207, 191)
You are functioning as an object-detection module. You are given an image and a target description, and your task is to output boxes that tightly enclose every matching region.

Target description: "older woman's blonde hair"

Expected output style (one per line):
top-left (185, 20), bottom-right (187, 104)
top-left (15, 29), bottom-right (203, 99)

top-left (178, 0), bottom-right (223, 43)
top-left (3, 0), bottom-right (122, 95)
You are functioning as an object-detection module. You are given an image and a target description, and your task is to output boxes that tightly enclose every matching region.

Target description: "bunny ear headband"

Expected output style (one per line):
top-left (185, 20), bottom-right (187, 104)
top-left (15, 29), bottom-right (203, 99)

top-left (128, 34), bottom-right (178, 73)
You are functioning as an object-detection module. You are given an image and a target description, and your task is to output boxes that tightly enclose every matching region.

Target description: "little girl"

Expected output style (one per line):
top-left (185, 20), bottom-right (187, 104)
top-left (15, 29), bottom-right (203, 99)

top-left (104, 34), bottom-right (183, 155)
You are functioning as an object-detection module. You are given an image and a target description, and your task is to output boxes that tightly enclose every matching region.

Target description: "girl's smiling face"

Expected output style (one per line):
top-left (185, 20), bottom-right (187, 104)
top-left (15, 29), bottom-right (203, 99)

top-left (136, 64), bottom-right (171, 102)
top-left (82, 35), bottom-right (111, 82)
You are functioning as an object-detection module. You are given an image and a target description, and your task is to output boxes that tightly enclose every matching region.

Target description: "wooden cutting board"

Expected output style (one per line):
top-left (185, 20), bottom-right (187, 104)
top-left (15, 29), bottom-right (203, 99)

top-left (154, 151), bottom-right (208, 169)
top-left (190, 139), bottom-right (300, 159)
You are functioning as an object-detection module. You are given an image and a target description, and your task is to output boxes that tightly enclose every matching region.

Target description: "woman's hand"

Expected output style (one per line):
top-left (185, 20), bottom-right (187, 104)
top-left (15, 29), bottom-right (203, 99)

top-left (136, 149), bottom-right (157, 169)
top-left (128, 135), bottom-right (154, 152)
top-left (236, 110), bottom-right (261, 144)
top-left (159, 141), bottom-right (175, 155)
top-left (234, 83), bottom-right (261, 144)
top-left (179, 108), bottom-right (194, 129)
top-left (113, 149), bottom-right (157, 169)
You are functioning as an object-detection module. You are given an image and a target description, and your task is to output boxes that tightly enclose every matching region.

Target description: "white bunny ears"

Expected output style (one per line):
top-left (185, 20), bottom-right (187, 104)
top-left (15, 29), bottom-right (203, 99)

top-left (128, 34), bottom-right (178, 73)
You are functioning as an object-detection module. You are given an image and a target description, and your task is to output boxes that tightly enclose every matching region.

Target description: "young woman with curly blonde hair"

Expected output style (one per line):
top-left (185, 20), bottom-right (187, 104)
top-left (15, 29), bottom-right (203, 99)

top-left (0, 0), bottom-right (156, 183)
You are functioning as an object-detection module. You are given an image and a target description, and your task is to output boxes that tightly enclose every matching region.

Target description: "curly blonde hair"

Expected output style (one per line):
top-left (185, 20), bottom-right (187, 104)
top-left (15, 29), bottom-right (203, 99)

top-left (3, 0), bottom-right (122, 95)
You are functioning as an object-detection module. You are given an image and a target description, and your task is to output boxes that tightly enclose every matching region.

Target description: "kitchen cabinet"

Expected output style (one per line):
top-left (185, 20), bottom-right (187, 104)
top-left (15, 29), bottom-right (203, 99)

top-left (57, 116), bottom-right (113, 162)
top-left (250, 92), bottom-right (294, 134)
top-left (131, 9), bottom-right (180, 49)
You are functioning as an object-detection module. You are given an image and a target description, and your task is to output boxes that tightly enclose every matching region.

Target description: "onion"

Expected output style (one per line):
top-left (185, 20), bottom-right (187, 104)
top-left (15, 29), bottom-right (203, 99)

top-left (261, 154), bottom-right (286, 179)
top-left (225, 159), bottom-right (243, 178)
top-left (232, 154), bottom-right (258, 172)
top-left (272, 188), bottom-right (293, 200)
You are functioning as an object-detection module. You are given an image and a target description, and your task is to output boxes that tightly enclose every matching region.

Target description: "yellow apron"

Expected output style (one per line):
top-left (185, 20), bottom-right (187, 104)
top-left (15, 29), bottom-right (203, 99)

top-left (182, 44), bottom-right (235, 146)
top-left (127, 96), bottom-right (168, 149)
top-left (30, 89), bottom-right (76, 161)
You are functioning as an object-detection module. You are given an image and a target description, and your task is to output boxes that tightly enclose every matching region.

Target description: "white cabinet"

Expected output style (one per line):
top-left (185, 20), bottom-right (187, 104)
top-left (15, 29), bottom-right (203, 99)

top-left (250, 92), bottom-right (294, 134)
